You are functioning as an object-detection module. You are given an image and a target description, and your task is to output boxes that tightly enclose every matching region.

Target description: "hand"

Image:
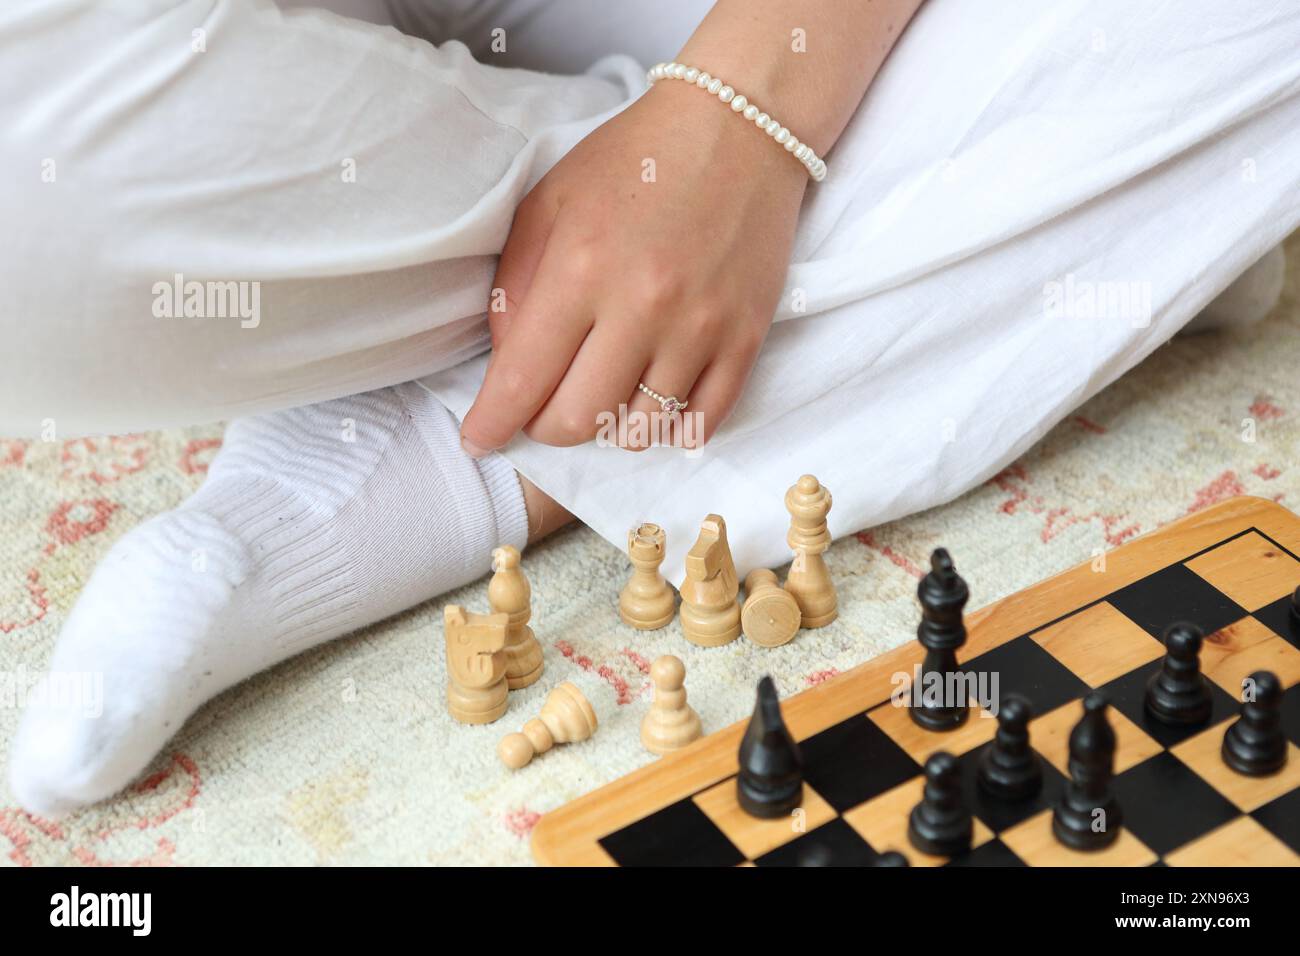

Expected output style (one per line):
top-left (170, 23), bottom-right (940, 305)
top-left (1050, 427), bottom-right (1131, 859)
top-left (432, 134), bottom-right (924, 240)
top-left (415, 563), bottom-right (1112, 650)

top-left (459, 78), bottom-right (808, 456)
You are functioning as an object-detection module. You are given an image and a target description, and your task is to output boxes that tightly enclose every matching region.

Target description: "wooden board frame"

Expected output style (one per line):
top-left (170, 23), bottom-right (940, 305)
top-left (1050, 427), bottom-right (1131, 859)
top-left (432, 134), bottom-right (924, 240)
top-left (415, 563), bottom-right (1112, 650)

top-left (531, 496), bottom-right (1300, 866)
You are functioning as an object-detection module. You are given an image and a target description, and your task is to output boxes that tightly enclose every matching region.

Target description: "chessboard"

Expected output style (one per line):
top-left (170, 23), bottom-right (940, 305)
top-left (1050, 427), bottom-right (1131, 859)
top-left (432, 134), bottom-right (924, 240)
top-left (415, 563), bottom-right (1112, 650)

top-left (530, 495), bottom-right (1300, 866)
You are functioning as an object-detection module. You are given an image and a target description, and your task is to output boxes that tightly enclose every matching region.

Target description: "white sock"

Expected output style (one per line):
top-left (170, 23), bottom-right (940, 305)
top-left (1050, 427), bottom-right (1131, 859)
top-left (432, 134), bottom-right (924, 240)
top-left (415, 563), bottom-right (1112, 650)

top-left (9, 383), bottom-right (528, 818)
top-left (1183, 244), bottom-right (1286, 334)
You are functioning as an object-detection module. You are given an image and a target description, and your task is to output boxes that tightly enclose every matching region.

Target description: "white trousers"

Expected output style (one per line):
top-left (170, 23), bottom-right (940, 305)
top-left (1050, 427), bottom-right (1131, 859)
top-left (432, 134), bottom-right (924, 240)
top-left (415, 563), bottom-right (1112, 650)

top-left (3, 1), bottom-right (1299, 580)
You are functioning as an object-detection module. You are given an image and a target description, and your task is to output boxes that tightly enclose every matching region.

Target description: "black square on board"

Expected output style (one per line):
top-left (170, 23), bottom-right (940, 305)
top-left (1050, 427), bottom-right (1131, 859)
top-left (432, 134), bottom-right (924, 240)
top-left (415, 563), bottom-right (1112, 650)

top-left (1107, 563), bottom-right (1247, 642)
top-left (956, 740), bottom-right (1068, 833)
top-left (598, 797), bottom-right (744, 867)
top-left (1284, 683), bottom-right (1300, 747)
top-left (1098, 658), bottom-right (1237, 749)
top-left (944, 838), bottom-right (1027, 868)
top-left (1252, 787), bottom-right (1300, 855)
top-left (800, 715), bottom-right (921, 813)
top-left (1111, 752), bottom-right (1239, 857)
top-left (960, 634), bottom-right (1089, 716)
top-left (1253, 592), bottom-right (1300, 649)
top-left (753, 818), bottom-right (882, 867)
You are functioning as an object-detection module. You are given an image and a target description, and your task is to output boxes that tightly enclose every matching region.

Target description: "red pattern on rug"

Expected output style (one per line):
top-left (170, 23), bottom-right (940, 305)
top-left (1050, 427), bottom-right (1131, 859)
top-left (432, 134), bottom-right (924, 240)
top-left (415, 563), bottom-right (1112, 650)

top-left (0, 753), bottom-right (200, 867)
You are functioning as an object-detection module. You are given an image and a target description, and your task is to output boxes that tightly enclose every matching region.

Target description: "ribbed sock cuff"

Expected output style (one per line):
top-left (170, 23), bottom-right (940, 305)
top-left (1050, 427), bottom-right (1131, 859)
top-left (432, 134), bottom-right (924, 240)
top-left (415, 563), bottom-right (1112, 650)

top-left (398, 382), bottom-right (529, 566)
top-left (479, 450), bottom-right (529, 552)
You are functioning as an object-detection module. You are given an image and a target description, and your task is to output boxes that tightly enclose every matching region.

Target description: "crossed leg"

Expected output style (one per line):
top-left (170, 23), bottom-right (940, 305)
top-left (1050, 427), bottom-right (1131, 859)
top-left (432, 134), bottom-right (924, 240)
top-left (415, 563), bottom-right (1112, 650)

top-left (5, 0), bottom-right (1297, 816)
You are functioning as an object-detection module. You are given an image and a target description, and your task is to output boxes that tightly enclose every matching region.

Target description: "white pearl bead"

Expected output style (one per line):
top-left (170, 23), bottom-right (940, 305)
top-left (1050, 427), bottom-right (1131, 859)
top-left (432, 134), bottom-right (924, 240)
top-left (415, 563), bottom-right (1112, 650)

top-left (645, 61), bottom-right (827, 183)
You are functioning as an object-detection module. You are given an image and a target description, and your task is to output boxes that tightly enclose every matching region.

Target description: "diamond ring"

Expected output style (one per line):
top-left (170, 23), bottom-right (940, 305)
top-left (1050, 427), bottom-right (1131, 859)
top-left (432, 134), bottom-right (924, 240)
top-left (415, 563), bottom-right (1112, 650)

top-left (637, 383), bottom-right (688, 415)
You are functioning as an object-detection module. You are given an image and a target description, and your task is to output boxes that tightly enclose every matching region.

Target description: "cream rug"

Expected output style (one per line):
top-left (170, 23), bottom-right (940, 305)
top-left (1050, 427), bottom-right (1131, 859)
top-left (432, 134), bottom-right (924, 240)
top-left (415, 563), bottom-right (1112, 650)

top-left (2, 236), bottom-right (1297, 866)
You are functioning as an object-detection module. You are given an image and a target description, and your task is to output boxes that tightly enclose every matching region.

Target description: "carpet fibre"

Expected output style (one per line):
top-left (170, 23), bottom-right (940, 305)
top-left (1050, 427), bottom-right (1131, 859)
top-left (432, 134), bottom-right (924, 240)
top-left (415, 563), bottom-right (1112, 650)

top-left (1, 236), bottom-right (1297, 866)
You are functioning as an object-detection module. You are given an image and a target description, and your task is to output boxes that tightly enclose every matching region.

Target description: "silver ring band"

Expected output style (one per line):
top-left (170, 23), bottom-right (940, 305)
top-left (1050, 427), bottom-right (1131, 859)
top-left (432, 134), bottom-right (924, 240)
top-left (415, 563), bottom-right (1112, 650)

top-left (637, 383), bottom-right (688, 415)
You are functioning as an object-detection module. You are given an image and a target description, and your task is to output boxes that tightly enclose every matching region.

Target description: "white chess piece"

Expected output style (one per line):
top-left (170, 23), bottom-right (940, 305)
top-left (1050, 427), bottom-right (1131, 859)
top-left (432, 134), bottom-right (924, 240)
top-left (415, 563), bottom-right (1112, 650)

top-left (641, 655), bottom-right (703, 755)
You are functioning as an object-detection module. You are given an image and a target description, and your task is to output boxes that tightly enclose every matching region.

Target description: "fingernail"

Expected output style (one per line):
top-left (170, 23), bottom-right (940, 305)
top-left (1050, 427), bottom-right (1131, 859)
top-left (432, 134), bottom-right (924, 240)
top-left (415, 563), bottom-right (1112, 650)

top-left (461, 435), bottom-right (490, 459)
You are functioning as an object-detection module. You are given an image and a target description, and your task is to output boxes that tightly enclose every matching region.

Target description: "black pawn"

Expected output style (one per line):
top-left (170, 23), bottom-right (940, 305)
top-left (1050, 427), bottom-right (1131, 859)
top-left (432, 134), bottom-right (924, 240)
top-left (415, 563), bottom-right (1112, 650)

top-left (907, 751), bottom-right (972, 857)
top-left (978, 695), bottom-right (1043, 801)
top-left (1052, 692), bottom-right (1122, 851)
top-left (873, 850), bottom-right (910, 867)
top-left (1222, 670), bottom-right (1287, 776)
top-left (736, 676), bottom-right (803, 818)
top-left (1145, 622), bottom-right (1212, 726)
top-left (910, 549), bottom-right (970, 731)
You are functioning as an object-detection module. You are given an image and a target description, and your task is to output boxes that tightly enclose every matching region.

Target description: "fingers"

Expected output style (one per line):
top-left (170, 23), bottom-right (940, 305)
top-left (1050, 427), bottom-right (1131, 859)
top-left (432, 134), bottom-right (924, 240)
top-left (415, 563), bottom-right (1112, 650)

top-left (679, 347), bottom-right (761, 447)
top-left (460, 258), bottom-right (592, 456)
top-left (622, 351), bottom-right (711, 451)
top-left (524, 324), bottom-right (649, 446)
top-left (488, 192), bottom-right (559, 348)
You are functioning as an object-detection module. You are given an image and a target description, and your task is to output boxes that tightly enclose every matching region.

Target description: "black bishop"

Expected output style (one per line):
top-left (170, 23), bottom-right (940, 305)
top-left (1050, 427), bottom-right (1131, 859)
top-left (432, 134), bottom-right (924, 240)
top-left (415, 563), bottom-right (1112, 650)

top-left (736, 676), bottom-right (804, 818)
top-left (1053, 692), bottom-right (1122, 851)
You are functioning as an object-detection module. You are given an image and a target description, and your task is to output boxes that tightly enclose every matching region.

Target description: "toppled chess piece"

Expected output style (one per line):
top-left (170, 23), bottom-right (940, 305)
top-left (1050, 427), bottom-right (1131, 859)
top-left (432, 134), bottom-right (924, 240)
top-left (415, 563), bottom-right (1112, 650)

top-left (1053, 692), bottom-right (1122, 851)
top-left (444, 605), bottom-right (510, 724)
top-left (978, 694), bottom-right (1043, 801)
top-left (782, 475), bottom-right (837, 628)
top-left (741, 568), bottom-right (801, 647)
top-left (736, 676), bottom-right (803, 818)
top-left (641, 655), bottom-right (703, 755)
top-left (1222, 670), bottom-right (1287, 776)
top-left (489, 545), bottom-right (544, 690)
top-left (907, 751), bottom-right (972, 857)
top-left (910, 548), bottom-right (970, 731)
top-left (619, 523), bottom-right (676, 631)
top-left (498, 682), bottom-right (598, 769)
top-left (1145, 622), bottom-right (1212, 726)
top-left (679, 514), bottom-right (741, 647)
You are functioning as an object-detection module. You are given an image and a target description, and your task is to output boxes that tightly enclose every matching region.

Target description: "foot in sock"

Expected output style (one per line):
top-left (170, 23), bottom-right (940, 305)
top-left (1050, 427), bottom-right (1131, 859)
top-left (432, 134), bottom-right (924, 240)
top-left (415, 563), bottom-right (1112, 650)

top-left (8, 383), bottom-right (529, 818)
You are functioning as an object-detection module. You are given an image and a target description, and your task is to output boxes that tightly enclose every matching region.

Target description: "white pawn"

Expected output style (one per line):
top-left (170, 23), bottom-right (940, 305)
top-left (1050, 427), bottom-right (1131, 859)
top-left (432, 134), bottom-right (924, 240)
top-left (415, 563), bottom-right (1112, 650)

top-left (641, 655), bottom-right (703, 755)
top-left (498, 682), bottom-right (598, 770)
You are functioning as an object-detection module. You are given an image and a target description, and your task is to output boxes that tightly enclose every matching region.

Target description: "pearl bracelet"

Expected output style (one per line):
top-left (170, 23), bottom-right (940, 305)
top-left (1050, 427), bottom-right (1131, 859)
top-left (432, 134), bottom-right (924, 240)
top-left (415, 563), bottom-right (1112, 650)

top-left (646, 61), bottom-right (827, 183)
